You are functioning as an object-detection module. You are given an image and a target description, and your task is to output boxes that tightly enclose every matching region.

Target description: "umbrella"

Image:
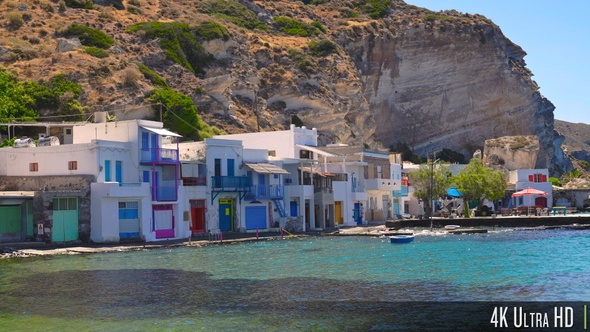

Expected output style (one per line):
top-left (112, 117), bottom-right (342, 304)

top-left (447, 187), bottom-right (462, 198)
top-left (512, 187), bottom-right (547, 209)
top-left (511, 187), bottom-right (548, 197)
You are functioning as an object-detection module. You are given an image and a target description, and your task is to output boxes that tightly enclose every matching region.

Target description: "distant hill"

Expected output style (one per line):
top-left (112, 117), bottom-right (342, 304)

top-left (0, 0), bottom-right (571, 174)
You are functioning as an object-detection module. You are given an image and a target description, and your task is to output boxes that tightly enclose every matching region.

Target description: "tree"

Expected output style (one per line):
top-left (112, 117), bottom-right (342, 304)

top-left (408, 162), bottom-right (451, 218)
top-left (452, 158), bottom-right (507, 217)
top-left (0, 67), bottom-right (38, 123)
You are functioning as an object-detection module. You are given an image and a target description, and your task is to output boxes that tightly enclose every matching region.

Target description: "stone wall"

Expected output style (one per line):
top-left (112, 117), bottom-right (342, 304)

top-left (0, 175), bottom-right (95, 243)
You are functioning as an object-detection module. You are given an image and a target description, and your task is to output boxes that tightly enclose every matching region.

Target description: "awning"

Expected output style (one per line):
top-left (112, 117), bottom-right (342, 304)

top-left (141, 126), bottom-right (182, 137)
top-left (245, 163), bottom-right (289, 174)
top-left (298, 167), bottom-right (335, 177)
top-left (295, 144), bottom-right (338, 157)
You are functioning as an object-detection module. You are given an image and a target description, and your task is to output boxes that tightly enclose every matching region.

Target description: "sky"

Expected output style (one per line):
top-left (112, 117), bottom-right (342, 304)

top-left (407, 0), bottom-right (590, 124)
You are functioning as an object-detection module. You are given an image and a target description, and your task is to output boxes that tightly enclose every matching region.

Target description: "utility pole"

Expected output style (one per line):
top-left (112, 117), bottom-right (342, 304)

top-left (254, 90), bottom-right (260, 132)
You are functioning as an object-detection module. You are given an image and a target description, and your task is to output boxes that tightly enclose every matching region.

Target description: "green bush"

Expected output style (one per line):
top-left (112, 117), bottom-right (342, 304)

top-left (0, 67), bottom-right (38, 122)
top-left (291, 114), bottom-right (304, 127)
top-left (273, 17), bottom-right (324, 37)
top-left (549, 177), bottom-right (561, 187)
top-left (138, 63), bottom-right (168, 88)
top-left (128, 22), bottom-right (213, 74)
top-left (199, 0), bottom-right (267, 31)
top-left (6, 11), bottom-right (25, 30)
top-left (148, 88), bottom-right (219, 140)
top-left (63, 24), bottom-right (115, 49)
top-left (65, 0), bottom-right (93, 9)
top-left (353, 0), bottom-right (390, 19)
top-left (22, 73), bottom-right (82, 110)
top-left (425, 13), bottom-right (451, 21)
top-left (195, 21), bottom-right (230, 41)
top-left (83, 46), bottom-right (109, 58)
top-left (308, 39), bottom-right (338, 56)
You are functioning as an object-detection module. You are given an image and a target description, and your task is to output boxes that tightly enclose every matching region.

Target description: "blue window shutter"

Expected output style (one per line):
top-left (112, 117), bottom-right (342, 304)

top-left (115, 161), bottom-right (122, 183)
top-left (105, 160), bottom-right (111, 181)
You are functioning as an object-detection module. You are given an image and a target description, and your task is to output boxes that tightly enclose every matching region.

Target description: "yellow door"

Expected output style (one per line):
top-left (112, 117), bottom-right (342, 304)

top-left (335, 201), bottom-right (343, 224)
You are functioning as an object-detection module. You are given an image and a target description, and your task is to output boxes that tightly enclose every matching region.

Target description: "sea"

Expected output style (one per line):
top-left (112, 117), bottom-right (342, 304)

top-left (1, 228), bottom-right (590, 331)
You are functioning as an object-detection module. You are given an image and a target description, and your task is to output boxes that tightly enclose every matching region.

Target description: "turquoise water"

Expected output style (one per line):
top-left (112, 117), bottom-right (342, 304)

top-left (1, 229), bottom-right (590, 331)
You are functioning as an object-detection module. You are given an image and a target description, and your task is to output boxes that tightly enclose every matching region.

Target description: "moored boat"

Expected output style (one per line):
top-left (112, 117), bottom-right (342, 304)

top-left (445, 225), bottom-right (460, 230)
top-left (389, 235), bottom-right (414, 244)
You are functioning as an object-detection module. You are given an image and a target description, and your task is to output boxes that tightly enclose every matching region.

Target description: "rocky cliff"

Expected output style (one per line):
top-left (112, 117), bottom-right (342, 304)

top-left (0, 0), bottom-right (572, 174)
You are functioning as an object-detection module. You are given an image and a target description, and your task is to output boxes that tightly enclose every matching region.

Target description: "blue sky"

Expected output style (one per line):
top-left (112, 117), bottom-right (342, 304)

top-left (407, 0), bottom-right (590, 124)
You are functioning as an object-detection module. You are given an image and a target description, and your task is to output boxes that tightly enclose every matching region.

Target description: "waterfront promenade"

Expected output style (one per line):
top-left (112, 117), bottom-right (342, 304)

top-left (2, 214), bottom-right (590, 259)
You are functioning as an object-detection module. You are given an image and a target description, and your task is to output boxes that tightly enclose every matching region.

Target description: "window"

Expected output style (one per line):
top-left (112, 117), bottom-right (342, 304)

top-left (105, 160), bottom-right (111, 181)
top-left (141, 132), bottom-right (149, 151)
top-left (299, 150), bottom-right (313, 159)
top-left (53, 197), bottom-right (78, 211)
top-left (68, 161), bottom-right (78, 170)
top-left (29, 163), bottom-right (38, 172)
top-left (65, 128), bottom-right (72, 135)
top-left (268, 150), bottom-right (276, 157)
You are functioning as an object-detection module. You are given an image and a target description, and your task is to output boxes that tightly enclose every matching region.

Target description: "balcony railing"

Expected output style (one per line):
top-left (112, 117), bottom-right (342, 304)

top-left (153, 185), bottom-right (178, 201)
top-left (182, 177), bottom-right (207, 186)
top-left (392, 185), bottom-right (409, 197)
top-left (141, 148), bottom-right (179, 163)
top-left (246, 184), bottom-right (284, 200)
top-left (211, 176), bottom-right (251, 191)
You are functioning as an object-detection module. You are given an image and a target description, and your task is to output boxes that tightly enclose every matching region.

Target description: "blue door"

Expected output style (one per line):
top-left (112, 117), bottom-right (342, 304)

top-left (245, 206), bottom-right (266, 230)
top-left (219, 199), bottom-right (232, 231)
top-left (354, 203), bottom-right (362, 225)
top-left (143, 171), bottom-right (150, 183)
top-left (290, 201), bottom-right (298, 217)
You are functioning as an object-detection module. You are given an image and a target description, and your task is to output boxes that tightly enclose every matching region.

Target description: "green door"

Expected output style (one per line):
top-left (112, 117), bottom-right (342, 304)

top-left (0, 206), bottom-right (21, 235)
top-left (52, 198), bottom-right (79, 242)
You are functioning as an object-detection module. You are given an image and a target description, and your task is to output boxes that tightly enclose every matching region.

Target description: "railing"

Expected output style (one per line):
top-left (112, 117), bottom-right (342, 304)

top-left (392, 185), bottom-right (408, 197)
top-left (332, 173), bottom-right (348, 182)
top-left (249, 184), bottom-right (284, 199)
top-left (211, 176), bottom-right (251, 190)
top-left (182, 177), bottom-right (207, 186)
top-left (153, 185), bottom-right (177, 201)
top-left (352, 186), bottom-right (365, 193)
top-left (141, 147), bottom-right (179, 163)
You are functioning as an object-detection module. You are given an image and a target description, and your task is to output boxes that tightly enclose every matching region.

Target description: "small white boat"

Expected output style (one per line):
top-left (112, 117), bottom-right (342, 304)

top-left (389, 235), bottom-right (414, 244)
top-left (445, 225), bottom-right (460, 230)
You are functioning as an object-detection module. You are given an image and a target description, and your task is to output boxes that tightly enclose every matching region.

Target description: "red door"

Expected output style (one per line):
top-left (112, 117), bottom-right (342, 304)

top-left (190, 200), bottom-right (206, 233)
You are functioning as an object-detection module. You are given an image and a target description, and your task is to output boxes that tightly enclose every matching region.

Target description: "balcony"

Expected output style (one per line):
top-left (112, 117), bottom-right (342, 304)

top-left (153, 185), bottom-right (177, 201)
top-left (182, 177), bottom-right (206, 186)
top-left (211, 176), bottom-right (251, 203)
top-left (365, 178), bottom-right (394, 191)
top-left (351, 186), bottom-right (368, 201)
top-left (392, 185), bottom-right (409, 197)
top-left (245, 184), bottom-right (284, 200)
top-left (141, 148), bottom-right (179, 163)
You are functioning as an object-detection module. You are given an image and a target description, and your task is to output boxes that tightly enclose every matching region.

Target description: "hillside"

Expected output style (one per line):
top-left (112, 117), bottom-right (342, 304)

top-left (0, 0), bottom-right (575, 175)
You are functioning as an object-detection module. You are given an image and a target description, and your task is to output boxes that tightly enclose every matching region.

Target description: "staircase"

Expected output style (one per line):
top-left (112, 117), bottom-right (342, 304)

top-left (273, 199), bottom-right (287, 217)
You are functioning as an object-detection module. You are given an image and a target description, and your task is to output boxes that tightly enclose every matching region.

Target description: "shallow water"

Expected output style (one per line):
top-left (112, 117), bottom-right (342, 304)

top-left (1, 229), bottom-right (589, 331)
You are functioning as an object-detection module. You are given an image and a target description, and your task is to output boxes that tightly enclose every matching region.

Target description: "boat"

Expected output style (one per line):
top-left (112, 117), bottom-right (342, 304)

top-left (389, 235), bottom-right (414, 244)
top-left (445, 225), bottom-right (460, 230)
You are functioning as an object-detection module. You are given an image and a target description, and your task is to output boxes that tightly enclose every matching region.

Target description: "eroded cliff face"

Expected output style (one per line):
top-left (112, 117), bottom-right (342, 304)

top-left (336, 11), bottom-right (564, 173)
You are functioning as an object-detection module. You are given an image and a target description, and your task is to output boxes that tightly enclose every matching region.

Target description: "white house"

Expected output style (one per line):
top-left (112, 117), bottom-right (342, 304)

top-left (508, 169), bottom-right (553, 208)
top-left (213, 125), bottom-right (330, 231)
top-left (0, 115), bottom-right (189, 244)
